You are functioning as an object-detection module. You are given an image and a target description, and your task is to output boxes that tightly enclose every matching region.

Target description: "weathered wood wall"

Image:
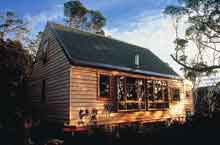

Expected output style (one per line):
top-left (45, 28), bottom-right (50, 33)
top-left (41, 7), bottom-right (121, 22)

top-left (28, 27), bottom-right (193, 126)
top-left (183, 81), bottom-right (194, 112)
top-left (70, 66), bottom-right (193, 126)
top-left (28, 29), bottom-right (71, 123)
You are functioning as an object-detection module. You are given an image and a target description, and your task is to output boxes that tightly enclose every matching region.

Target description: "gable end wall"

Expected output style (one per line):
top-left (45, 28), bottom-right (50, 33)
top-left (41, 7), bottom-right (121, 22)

top-left (28, 28), bottom-right (71, 124)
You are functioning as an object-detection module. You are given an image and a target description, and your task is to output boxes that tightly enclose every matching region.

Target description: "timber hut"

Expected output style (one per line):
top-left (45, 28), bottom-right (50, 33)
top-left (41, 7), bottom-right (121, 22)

top-left (28, 22), bottom-right (193, 131)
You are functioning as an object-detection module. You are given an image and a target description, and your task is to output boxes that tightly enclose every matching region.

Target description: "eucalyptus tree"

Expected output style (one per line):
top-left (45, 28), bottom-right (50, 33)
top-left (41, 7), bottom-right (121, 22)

top-left (0, 11), bottom-right (34, 125)
top-left (64, 0), bottom-right (106, 34)
top-left (164, 0), bottom-right (220, 116)
top-left (23, 32), bottom-right (42, 63)
top-left (0, 11), bottom-right (28, 39)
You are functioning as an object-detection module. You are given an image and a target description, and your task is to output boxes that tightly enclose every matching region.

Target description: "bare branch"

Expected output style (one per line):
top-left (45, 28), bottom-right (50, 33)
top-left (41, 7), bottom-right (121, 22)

top-left (199, 41), bottom-right (220, 52)
top-left (171, 54), bottom-right (220, 72)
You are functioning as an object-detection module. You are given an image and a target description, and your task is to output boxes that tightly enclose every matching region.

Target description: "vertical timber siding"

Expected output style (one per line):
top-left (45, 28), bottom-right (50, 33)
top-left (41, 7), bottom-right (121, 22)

top-left (28, 29), bottom-right (71, 124)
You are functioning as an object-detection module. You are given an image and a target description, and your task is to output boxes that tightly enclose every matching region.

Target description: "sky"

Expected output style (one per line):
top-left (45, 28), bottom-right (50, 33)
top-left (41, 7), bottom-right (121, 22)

top-left (1, 0), bottom-right (184, 76)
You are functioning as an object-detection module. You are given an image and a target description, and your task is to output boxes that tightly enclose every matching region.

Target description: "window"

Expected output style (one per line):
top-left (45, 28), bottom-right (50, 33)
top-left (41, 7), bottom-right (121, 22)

top-left (99, 75), bottom-right (110, 97)
top-left (117, 77), bottom-right (146, 111)
top-left (41, 80), bottom-right (46, 103)
top-left (127, 78), bottom-right (145, 110)
top-left (146, 80), bottom-right (169, 109)
top-left (117, 76), bottom-right (126, 110)
top-left (134, 54), bottom-right (140, 67)
top-left (146, 80), bottom-right (154, 101)
top-left (42, 40), bottom-right (48, 64)
top-left (115, 77), bottom-right (170, 111)
top-left (171, 88), bottom-right (180, 101)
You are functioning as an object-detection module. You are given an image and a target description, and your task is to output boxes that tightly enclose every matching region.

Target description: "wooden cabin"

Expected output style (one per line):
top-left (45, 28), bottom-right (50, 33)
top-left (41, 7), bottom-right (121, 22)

top-left (28, 22), bottom-right (193, 130)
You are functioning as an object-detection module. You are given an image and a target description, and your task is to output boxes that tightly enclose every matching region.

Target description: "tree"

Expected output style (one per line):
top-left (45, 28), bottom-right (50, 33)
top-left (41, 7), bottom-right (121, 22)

top-left (64, 0), bottom-right (106, 34)
top-left (164, 0), bottom-right (220, 74)
top-left (0, 11), bottom-right (34, 127)
top-left (0, 39), bottom-right (33, 122)
top-left (23, 32), bottom-right (42, 63)
top-left (0, 11), bottom-right (40, 145)
top-left (0, 11), bottom-right (28, 39)
top-left (0, 10), bottom-right (41, 62)
top-left (164, 0), bottom-right (220, 116)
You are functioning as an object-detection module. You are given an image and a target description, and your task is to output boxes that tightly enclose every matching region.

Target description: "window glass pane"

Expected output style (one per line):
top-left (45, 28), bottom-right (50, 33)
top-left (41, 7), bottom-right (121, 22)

top-left (116, 78), bottom-right (169, 111)
top-left (100, 75), bottom-right (110, 97)
top-left (146, 80), bottom-right (154, 101)
top-left (42, 40), bottom-right (48, 63)
top-left (154, 80), bottom-right (163, 101)
top-left (127, 78), bottom-right (137, 101)
top-left (43, 41), bottom-right (48, 54)
top-left (117, 76), bottom-right (126, 101)
top-left (117, 77), bottom-right (146, 111)
top-left (147, 80), bottom-right (169, 109)
top-left (136, 79), bottom-right (145, 100)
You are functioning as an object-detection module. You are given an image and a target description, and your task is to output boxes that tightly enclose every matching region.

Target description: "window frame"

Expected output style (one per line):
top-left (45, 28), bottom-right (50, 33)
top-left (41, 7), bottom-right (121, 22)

top-left (146, 80), bottom-right (169, 110)
top-left (117, 77), bottom-right (146, 111)
top-left (98, 74), bottom-right (172, 112)
top-left (42, 40), bottom-right (48, 64)
top-left (98, 74), bottom-right (111, 98)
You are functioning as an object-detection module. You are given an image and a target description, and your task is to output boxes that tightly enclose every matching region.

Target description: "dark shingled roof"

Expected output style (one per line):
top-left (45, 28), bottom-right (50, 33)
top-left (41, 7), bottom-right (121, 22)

top-left (48, 22), bottom-right (180, 79)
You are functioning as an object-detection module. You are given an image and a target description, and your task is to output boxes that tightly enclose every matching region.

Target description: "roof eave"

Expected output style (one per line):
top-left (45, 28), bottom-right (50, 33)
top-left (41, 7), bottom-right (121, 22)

top-left (71, 59), bottom-right (182, 80)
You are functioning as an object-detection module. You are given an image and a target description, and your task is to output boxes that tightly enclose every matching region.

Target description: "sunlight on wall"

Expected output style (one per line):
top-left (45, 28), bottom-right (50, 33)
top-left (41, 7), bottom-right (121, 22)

top-left (169, 102), bottom-right (185, 116)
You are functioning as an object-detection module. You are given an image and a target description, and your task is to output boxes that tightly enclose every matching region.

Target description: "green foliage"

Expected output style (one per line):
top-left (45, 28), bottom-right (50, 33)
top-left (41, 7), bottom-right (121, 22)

top-left (174, 38), bottom-right (188, 49)
top-left (0, 11), bottom-right (28, 39)
top-left (90, 10), bottom-right (106, 29)
top-left (181, 62), bottom-right (209, 81)
top-left (179, 55), bottom-right (187, 62)
top-left (164, 5), bottom-right (188, 16)
top-left (183, 68), bottom-right (198, 81)
top-left (24, 32), bottom-right (42, 62)
top-left (164, 0), bottom-right (220, 77)
top-left (64, 1), bottom-right (106, 34)
top-left (64, 0), bottom-right (88, 17)
top-left (0, 38), bottom-right (33, 121)
top-left (0, 11), bottom-right (34, 124)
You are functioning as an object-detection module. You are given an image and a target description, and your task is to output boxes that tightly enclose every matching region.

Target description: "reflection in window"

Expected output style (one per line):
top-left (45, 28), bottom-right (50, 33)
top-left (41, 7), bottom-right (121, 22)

top-left (127, 78), bottom-right (137, 101)
top-left (117, 76), bottom-right (126, 110)
top-left (42, 40), bottom-right (48, 64)
top-left (99, 75), bottom-right (110, 97)
top-left (146, 80), bottom-right (154, 101)
top-left (146, 80), bottom-right (169, 109)
top-left (116, 77), bottom-right (170, 111)
top-left (136, 79), bottom-right (145, 109)
top-left (147, 80), bottom-right (168, 102)
top-left (117, 76), bottom-right (126, 101)
top-left (117, 77), bottom-right (146, 110)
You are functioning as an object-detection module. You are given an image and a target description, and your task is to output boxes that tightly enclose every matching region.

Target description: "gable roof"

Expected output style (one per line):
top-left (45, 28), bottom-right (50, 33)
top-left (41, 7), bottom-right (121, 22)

top-left (47, 22), bottom-right (181, 79)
